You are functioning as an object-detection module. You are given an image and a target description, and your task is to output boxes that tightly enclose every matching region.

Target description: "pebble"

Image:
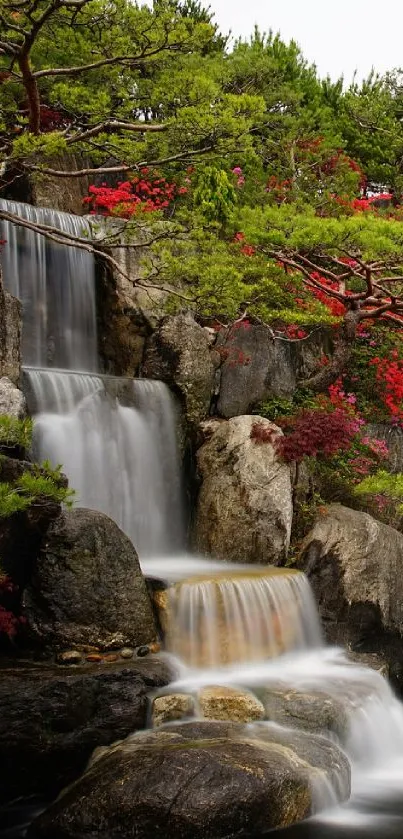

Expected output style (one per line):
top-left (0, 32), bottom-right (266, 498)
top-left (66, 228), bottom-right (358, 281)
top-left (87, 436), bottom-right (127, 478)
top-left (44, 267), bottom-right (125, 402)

top-left (103, 653), bottom-right (119, 662)
top-left (86, 653), bottom-right (103, 663)
top-left (149, 641), bottom-right (161, 654)
top-left (57, 650), bottom-right (82, 665)
top-left (120, 647), bottom-right (134, 659)
top-left (137, 645), bottom-right (150, 657)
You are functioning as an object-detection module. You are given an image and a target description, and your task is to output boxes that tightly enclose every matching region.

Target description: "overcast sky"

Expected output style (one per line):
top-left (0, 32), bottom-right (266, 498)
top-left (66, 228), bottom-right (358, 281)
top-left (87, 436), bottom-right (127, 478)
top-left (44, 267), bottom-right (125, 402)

top-left (210, 0), bottom-right (403, 83)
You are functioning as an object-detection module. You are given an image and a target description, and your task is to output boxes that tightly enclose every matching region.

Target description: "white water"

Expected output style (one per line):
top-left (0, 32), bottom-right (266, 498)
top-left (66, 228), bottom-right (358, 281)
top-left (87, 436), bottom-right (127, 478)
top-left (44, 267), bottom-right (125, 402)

top-left (0, 199), bottom-right (97, 370)
top-left (0, 199), bottom-right (185, 555)
top-left (3, 199), bottom-right (403, 829)
top-left (24, 367), bottom-right (184, 556)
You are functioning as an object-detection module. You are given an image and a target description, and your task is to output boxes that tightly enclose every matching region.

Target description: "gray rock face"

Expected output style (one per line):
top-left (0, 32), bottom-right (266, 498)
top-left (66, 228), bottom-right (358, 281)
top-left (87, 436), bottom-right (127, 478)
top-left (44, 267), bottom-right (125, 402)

top-left (142, 314), bottom-right (216, 430)
top-left (0, 657), bottom-right (174, 804)
top-left (216, 325), bottom-right (331, 418)
top-left (0, 375), bottom-right (25, 417)
top-left (0, 268), bottom-right (22, 385)
top-left (298, 504), bottom-right (403, 649)
top-left (217, 325), bottom-right (297, 418)
top-left (29, 720), bottom-right (350, 839)
top-left (23, 508), bottom-right (157, 650)
top-left (194, 415), bottom-right (293, 564)
top-left (261, 688), bottom-right (349, 741)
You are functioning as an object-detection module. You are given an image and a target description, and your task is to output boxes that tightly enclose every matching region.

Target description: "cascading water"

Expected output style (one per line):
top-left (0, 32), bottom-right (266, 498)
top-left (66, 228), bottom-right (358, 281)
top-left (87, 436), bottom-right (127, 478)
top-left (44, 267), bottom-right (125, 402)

top-left (162, 568), bottom-right (322, 667)
top-left (0, 199), bottom-right (97, 371)
top-left (3, 199), bottom-right (403, 836)
top-left (0, 199), bottom-right (184, 555)
top-left (23, 367), bottom-right (184, 556)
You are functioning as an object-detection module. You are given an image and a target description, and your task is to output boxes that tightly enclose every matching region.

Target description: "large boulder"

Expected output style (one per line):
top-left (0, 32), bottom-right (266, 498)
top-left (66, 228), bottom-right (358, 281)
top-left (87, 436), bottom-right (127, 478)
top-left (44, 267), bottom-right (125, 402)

top-left (0, 656), bottom-right (174, 804)
top-left (216, 324), bottom-right (331, 418)
top-left (29, 721), bottom-right (350, 838)
top-left (23, 508), bottom-right (157, 650)
top-left (142, 313), bottom-right (216, 430)
top-left (0, 375), bottom-right (25, 417)
top-left (298, 504), bottom-right (403, 651)
top-left (194, 415), bottom-right (293, 564)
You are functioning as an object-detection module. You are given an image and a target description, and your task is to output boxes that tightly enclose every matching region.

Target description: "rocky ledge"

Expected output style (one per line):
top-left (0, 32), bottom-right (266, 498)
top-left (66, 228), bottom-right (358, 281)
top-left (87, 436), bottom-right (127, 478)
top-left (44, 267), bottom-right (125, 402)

top-left (0, 655), bottom-right (175, 804)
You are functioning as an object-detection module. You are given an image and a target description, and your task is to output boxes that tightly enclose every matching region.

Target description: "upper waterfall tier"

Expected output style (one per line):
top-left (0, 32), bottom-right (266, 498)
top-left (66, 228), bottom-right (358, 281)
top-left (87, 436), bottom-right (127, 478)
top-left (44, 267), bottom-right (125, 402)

top-left (0, 199), bottom-right (97, 371)
top-left (23, 368), bottom-right (184, 557)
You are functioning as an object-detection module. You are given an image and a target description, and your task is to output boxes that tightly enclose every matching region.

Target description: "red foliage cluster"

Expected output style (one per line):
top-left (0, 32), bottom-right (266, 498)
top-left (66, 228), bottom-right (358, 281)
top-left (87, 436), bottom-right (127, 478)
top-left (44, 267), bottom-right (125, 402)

top-left (84, 170), bottom-right (186, 216)
top-left (0, 574), bottom-right (24, 639)
top-left (265, 175), bottom-right (291, 202)
top-left (370, 352), bottom-right (403, 420)
top-left (350, 193), bottom-right (393, 212)
top-left (39, 105), bottom-right (70, 131)
top-left (274, 407), bottom-right (361, 463)
top-left (309, 272), bottom-right (346, 317)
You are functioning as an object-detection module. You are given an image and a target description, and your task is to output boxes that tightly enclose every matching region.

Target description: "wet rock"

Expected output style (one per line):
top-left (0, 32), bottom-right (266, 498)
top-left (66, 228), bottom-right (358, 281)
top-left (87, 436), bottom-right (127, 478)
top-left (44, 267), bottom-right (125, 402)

top-left (194, 415), bottom-right (292, 564)
top-left (23, 508), bottom-right (157, 651)
top-left (120, 647), bottom-right (134, 659)
top-left (298, 504), bottom-right (403, 651)
top-left (0, 656), bottom-right (175, 804)
top-left (142, 313), bottom-right (216, 430)
top-left (86, 653), bottom-right (102, 663)
top-left (261, 688), bottom-right (349, 741)
top-left (29, 720), bottom-right (350, 839)
top-left (0, 267), bottom-right (22, 385)
top-left (57, 650), bottom-right (82, 665)
top-left (152, 693), bottom-right (195, 726)
top-left (199, 685), bottom-right (265, 722)
top-left (137, 645), bottom-right (149, 657)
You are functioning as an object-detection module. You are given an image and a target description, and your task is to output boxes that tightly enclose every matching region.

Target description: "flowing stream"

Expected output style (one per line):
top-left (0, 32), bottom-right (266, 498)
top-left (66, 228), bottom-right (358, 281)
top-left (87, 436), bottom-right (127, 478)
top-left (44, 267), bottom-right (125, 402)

top-left (2, 199), bottom-right (403, 837)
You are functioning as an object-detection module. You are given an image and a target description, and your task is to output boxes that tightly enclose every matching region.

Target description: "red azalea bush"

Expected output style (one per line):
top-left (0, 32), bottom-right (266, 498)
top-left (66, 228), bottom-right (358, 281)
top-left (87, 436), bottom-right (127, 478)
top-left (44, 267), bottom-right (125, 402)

top-left (84, 169), bottom-right (187, 217)
top-left (370, 352), bottom-right (403, 421)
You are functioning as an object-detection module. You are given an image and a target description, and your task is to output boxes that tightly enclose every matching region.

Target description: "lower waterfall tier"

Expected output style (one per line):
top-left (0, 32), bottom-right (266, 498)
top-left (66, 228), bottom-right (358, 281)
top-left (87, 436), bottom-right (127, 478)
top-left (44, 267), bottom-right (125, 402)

top-left (23, 367), bottom-right (184, 557)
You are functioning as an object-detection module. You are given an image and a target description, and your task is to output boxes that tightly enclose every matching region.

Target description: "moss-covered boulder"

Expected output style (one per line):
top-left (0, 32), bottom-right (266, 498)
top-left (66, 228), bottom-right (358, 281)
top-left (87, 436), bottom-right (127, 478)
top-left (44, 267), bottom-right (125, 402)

top-left (29, 721), bottom-right (350, 838)
top-left (23, 508), bottom-right (157, 650)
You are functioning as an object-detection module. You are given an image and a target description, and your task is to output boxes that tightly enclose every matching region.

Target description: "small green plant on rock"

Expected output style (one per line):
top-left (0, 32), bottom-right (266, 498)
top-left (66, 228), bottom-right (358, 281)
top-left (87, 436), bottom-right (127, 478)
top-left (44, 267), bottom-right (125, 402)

top-left (0, 462), bottom-right (74, 518)
top-left (0, 416), bottom-right (33, 451)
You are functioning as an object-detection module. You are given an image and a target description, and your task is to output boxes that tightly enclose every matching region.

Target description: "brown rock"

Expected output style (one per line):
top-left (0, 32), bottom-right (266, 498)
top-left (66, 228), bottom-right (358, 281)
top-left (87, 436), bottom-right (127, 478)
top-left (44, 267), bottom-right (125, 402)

top-left (29, 721), bottom-right (350, 839)
top-left (199, 686), bottom-right (265, 723)
top-left (152, 693), bottom-right (195, 726)
top-left (194, 415), bottom-right (292, 564)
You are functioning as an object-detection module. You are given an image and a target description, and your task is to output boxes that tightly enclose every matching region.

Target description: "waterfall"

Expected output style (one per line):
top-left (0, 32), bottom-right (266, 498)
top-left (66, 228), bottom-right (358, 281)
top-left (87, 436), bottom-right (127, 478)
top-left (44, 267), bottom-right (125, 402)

top-left (0, 199), bottom-right (185, 556)
top-left (0, 199), bottom-right (97, 371)
top-left (163, 568), bottom-right (322, 667)
top-left (24, 367), bottom-right (184, 557)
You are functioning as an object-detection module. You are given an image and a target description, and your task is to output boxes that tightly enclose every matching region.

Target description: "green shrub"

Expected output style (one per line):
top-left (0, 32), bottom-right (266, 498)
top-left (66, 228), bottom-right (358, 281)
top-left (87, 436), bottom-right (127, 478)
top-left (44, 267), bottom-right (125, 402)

top-left (0, 462), bottom-right (74, 518)
top-left (0, 416), bottom-right (33, 449)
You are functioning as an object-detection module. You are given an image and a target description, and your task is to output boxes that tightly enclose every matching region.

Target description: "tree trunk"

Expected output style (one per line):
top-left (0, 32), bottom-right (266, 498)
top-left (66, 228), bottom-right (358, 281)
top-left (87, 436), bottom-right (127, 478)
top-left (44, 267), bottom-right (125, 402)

top-left (300, 310), bottom-right (360, 393)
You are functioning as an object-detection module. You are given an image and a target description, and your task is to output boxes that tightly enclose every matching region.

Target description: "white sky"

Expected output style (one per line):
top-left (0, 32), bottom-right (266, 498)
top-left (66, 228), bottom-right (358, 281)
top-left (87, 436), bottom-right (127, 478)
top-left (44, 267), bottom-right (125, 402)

top-left (210, 0), bottom-right (403, 83)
